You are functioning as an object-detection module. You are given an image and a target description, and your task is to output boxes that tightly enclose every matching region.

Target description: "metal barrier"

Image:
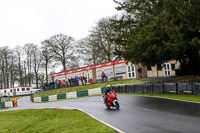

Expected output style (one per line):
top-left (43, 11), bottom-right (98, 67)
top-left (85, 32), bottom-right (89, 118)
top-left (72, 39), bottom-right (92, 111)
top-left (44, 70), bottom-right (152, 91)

top-left (111, 82), bottom-right (200, 95)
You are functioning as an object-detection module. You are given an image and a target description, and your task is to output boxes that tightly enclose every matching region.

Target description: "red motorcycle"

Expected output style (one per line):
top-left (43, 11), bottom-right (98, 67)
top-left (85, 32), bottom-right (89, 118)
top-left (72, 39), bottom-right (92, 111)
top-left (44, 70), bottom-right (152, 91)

top-left (102, 90), bottom-right (120, 109)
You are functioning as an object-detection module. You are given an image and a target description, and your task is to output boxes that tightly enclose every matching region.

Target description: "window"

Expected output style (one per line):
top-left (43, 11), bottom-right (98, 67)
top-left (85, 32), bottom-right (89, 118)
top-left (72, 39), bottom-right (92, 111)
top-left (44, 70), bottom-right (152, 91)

top-left (22, 88), bottom-right (25, 91)
top-left (115, 66), bottom-right (126, 75)
top-left (104, 68), bottom-right (114, 77)
top-left (157, 64), bottom-right (162, 71)
top-left (127, 65), bottom-right (136, 78)
top-left (97, 70), bottom-right (102, 79)
top-left (4, 90), bottom-right (6, 93)
top-left (171, 64), bottom-right (176, 71)
top-left (17, 88), bottom-right (19, 91)
top-left (10, 89), bottom-right (12, 92)
top-left (26, 88), bottom-right (30, 91)
top-left (147, 66), bottom-right (152, 71)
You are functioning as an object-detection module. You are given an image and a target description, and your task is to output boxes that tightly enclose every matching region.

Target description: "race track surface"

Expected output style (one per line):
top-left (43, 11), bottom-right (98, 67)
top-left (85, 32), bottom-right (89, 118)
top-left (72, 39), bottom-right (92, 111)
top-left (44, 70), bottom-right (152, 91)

top-left (1, 95), bottom-right (200, 133)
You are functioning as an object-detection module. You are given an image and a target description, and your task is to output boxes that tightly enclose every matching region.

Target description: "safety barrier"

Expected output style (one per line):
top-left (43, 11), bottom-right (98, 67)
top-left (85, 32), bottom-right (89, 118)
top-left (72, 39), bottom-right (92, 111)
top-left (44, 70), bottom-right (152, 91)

top-left (32, 82), bottom-right (200, 103)
top-left (0, 101), bottom-right (15, 108)
top-left (33, 88), bottom-right (103, 103)
top-left (111, 82), bottom-right (200, 95)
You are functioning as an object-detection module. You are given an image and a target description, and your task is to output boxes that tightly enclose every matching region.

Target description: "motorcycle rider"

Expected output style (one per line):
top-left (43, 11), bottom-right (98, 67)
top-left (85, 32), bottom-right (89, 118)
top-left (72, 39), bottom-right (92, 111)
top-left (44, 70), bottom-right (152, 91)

top-left (104, 85), bottom-right (112, 102)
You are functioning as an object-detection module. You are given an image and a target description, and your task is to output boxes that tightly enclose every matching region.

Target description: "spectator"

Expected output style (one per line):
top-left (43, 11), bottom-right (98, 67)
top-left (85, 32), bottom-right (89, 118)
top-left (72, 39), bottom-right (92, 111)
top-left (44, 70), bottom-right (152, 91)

top-left (137, 65), bottom-right (143, 78)
top-left (71, 77), bottom-right (74, 87)
top-left (68, 78), bottom-right (71, 87)
top-left (83, 73), bottom-right (87, 85)
top-left (60, 80), bottom-right (65, 88)
top-left (75, 76), bottom-right (79, 86)
top-left (101, 71), bottom-right (107, 82)
top-left (80, 76), bottom-right (84, 85)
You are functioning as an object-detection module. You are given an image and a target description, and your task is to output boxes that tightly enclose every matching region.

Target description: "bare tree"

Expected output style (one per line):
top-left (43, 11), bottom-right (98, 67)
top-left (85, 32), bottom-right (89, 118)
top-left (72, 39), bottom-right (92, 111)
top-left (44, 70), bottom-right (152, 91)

top-left (90, 17), bottom-right (116, 62)
top-left (47, 34), bottom-right (75, 72)
top-left (9, 52), bottom-right (18, 88)
top-left (41, 40), bottom-right (54, 83)
top-left (77, 35), bottom-right (103, 66)
top-left (66, 55), bottom-right (80, 70)
top-left (15, 46), bottom-right (24, 86)
top-left (0, 47), bottom-right (11, 88)
top-left (24, 44), bottom-right (34, 86)
top-left (32, 44), bottom-right (42, 88)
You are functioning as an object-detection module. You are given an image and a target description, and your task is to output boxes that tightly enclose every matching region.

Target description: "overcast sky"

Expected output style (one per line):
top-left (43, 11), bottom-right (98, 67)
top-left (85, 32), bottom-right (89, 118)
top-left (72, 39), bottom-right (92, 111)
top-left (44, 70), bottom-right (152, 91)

top-left (0, 0), bottom-right (118, 48)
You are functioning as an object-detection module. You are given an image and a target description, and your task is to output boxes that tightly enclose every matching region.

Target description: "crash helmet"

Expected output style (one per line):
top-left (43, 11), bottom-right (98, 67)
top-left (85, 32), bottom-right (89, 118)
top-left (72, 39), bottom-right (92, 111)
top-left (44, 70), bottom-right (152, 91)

top-left (106, 85), bottom-right (111, 90)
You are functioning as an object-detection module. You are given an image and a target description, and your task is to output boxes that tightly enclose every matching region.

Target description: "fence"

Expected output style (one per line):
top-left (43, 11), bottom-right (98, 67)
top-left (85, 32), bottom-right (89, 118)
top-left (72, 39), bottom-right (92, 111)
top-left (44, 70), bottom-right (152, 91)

top-left (111, 83), bottom-right (200, 95)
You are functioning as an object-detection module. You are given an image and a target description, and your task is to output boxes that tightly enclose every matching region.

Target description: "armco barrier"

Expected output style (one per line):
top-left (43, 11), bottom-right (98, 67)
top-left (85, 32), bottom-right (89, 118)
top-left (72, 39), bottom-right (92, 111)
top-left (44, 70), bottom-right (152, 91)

top-left (48, 95), bottom-right (57, 101)
top-left (57, 93), bottom-right (66, 100)
top-left (77, 90), bottom-right (88, 97)
top-left (88, 88), bottom-right (101, 96)
top-left (67, 92), bottom-right (77, 99)
top-left (0, 101), bottom-right (15, 108)
top-left (0, 102), bottom-right (5, 108)
top-left (41, 96), bottom-right (48, 102)
top-left (5, 101), bottom-right (13, 108)
top-left (34, 97), bottom-right (41, 102)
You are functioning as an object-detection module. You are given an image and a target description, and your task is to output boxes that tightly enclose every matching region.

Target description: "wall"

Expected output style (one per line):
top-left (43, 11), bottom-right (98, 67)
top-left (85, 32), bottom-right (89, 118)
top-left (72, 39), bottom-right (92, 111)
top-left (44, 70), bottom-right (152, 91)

top-left (147, 61), bottom-right (179, 77)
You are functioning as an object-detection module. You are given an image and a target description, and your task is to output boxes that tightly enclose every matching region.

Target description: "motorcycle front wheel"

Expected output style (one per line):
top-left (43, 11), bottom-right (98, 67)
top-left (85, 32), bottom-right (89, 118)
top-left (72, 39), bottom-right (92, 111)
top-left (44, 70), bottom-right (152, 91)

top-left (105, 103), bottom-right (110, 109)
top-left (115, 101), bottom-right (120, 109)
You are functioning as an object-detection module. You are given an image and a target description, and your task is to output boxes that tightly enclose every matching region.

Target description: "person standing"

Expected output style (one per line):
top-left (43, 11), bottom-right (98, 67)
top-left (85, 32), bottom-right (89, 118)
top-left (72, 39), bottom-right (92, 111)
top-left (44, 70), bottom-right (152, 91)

top-left (13, 97), bottom-right (17, 107)
top-left (80, 76), bottom-right (84, 85)
top-left (101, 71), bottom-right (107, 82)
top-left (137, 65), bottom-right (143, 78)
top-left (82, 73), bottom-right (87, 85)
top-left (68, 78), bottom-right (71, 87)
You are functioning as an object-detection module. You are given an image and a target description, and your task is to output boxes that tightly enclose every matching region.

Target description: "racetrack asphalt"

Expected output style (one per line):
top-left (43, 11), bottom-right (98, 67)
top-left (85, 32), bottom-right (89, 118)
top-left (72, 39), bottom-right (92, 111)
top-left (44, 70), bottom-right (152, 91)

top-left (1, 95), bottom-right (200, 133)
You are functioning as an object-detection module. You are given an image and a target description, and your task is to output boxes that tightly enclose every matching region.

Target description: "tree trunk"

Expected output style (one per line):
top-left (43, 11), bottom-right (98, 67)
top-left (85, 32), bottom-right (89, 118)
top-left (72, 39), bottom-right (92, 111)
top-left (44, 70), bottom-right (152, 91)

top-left (45, 60), bottom-right (48, 82)
top-left (62, 59), bottom-right (66, 72)
top-left (36, 72), bottom-right (38, 89)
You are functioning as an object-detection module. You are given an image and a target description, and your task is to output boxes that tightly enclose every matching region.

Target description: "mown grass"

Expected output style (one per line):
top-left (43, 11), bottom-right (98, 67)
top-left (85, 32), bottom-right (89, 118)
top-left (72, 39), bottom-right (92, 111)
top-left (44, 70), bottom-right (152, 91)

top-left (0, 109), bottom-right (115, 133)
top-left (0, 108), bottom-right (9, 110)
top-left (34, 79), bottom-right (144, 97)
top-left (119, 93), bottom-right (200, 102)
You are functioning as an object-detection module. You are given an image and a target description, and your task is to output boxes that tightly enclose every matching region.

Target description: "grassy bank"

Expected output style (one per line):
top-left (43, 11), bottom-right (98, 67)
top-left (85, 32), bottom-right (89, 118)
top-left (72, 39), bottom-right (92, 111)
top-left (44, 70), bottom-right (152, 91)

top-left (0, 109), bottom-right (115, 133)
top-left (119, 93), bottom-right (200, 102)
top-left (150, 75), bottom-right (200, 83)
top-left (34, 79), bottom-right (144, 97)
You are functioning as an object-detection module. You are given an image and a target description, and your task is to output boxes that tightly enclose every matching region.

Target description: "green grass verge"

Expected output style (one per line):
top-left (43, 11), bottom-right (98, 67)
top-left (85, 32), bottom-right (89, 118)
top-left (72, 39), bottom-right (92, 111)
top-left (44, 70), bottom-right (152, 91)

top-left (0, 108), bottom-right (9, 110)
top-left (34, 79), bottom-right (144, 97)
top-left (118, 93), bottom-right (200, 102)
top-left (0, 109), bottom-right (116, 133)
top-left (10, 96), bottom-right (25, 101)
top-left (150, 75), bottom-right (200, 83)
